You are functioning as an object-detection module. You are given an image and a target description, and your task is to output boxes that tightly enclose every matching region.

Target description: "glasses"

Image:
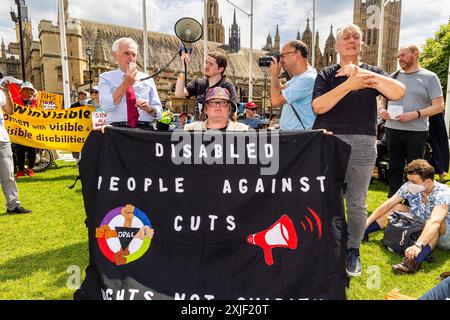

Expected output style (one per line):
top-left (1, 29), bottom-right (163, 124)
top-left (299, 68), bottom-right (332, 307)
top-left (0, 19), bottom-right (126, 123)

top-left (280, 51), bottom-right (297, 59)
top-left (90, 90), bottom-right (99, 94)
top-left (207, 100), bottom-right (229, 108)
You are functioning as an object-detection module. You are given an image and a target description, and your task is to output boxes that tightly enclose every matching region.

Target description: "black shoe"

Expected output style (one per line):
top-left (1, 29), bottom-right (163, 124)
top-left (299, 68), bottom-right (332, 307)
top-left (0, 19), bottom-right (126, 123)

top-left (7, 205), bottom-right (32, 214)
top-left (346, 248), bottom-right (362, 277)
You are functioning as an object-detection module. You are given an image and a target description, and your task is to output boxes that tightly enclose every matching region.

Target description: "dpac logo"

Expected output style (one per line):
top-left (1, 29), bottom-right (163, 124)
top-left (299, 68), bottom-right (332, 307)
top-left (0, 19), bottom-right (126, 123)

top-left (96, 204), bottom-right (154, 266)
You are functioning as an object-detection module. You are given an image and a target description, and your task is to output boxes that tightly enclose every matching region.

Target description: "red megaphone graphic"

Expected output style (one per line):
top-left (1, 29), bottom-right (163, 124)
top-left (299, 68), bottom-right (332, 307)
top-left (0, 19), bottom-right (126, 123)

top-left (247, 215), bottom-right (298, 266)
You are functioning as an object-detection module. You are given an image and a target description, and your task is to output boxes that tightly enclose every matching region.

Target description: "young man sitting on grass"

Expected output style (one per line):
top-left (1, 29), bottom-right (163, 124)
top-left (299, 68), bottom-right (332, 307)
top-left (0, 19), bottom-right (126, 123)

top-left (364, 159), bottom-right (450, 274)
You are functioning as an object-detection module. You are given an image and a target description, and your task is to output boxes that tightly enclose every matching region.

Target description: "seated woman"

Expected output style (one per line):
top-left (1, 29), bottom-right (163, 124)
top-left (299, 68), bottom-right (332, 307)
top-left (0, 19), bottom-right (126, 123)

top-left (184, 87), bottom-right (249, 131)
top-left (364, 159), bottom-right (450, 274)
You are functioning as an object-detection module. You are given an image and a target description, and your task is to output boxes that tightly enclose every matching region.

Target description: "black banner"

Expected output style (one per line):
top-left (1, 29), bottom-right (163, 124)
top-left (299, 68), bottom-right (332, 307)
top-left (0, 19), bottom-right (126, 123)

top-left (78, 129), bottom-right (350, 300)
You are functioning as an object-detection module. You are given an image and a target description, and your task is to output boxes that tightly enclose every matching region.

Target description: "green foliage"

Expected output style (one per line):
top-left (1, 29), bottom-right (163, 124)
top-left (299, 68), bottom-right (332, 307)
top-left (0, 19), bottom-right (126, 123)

top-left (0, 163), bottom-right (449, 300)
top-left (420, 22), bottom-right (450, 99)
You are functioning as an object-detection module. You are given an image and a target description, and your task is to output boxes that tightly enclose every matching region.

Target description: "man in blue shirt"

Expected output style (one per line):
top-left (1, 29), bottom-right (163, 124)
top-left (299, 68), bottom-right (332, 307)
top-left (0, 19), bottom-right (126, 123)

top-left (268, 40), bottom-right (317, 130)
top-left (99, 37), bottom-right (162, 129)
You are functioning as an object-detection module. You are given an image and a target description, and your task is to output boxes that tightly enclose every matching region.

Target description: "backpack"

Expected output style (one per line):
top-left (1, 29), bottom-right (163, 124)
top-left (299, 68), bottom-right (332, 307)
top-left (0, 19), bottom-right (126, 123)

top-left (382, 211), bottom-right (425, 255)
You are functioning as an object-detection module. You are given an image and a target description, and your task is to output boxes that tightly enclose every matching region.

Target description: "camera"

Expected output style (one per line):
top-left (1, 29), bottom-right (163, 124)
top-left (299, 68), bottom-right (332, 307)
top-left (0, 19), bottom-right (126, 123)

top-left (258, 54), bottom-right (281, 67)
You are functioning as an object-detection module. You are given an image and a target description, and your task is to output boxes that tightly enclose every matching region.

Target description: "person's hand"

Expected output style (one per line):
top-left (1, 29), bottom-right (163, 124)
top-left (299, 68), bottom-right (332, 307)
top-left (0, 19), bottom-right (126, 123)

top-left (136, 98), bottom-right (156, 116)
top-left (404, 244), bottom-right (422, 260)
top-left (395, 111), bottom-right (419, 123)
top-left (336, 63), bottom-right (377, 77)
top-left (379, 108), bottom-right (391, 120)
top-left (268, 57), bottom-right (282, 79)
top-left (124, 62), bottom-right (137, 87)
top-left (337, 63), bottom-right (378, 91)
top-left (318, 128), bottom-right (333, 135)
top-left (344, 72), bottom-right (377, 91)
top-left (94, 124), bottom-right (112, 134)
top-left (335, 63), bottom-right (360, 78)
top-left (0, 80), bottom-right (10, 93)
top-left (180, 52), bottom-right (190, 69)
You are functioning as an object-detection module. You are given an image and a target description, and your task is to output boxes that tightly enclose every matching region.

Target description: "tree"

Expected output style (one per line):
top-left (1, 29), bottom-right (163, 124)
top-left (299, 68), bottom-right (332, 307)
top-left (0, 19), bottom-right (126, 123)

top-left (419, 21), bottom-right (450, 100)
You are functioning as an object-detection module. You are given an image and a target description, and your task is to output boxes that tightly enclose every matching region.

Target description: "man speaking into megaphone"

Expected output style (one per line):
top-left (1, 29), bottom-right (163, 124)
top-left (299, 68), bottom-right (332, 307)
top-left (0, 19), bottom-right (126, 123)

top-left (174, 50), bottom-right (238, 121)
top-left (98, 37), bottom-right (162, 129)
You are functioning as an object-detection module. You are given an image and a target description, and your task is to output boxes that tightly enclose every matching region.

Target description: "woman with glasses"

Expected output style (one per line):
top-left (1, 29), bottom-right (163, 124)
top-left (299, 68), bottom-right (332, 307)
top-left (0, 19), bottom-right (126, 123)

top-left (89, 85), bottom-right (102, 112)
top-left (184, 87), bottom-right (249, 131)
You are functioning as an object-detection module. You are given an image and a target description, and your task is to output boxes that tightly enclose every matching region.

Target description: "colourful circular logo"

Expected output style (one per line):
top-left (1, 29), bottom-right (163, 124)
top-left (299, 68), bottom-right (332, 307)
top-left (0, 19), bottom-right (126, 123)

top-left (96, 204), bottom-right (154, 265)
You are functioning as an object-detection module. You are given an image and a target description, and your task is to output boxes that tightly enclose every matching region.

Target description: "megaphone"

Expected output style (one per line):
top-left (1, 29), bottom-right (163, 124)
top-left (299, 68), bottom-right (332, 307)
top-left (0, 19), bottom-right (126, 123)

top-left (247, 215), bottom-right (298, 266)
top-left (174, 17), bottom-right (203, 90)
top-left (174, 17), bottom-right (203, 53)
top-left (136, 18), bottom-right (203, 83)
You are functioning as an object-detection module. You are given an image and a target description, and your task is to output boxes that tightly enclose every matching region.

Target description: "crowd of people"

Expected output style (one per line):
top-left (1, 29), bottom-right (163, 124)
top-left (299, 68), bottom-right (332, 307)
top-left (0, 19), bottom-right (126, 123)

top-left (1, 23), bottom-right (449, 299)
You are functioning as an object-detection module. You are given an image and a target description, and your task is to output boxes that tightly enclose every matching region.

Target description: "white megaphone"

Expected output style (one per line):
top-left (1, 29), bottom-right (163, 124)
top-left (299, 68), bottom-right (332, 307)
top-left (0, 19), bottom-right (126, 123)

top-left (174, 17), bottom-right (203, 88)
top-left (137, 18), bottom-right (203, 83)
top-left (247, 215), bottom-right (298, 266)
top-left (174, 17), bottom-right (203, 53)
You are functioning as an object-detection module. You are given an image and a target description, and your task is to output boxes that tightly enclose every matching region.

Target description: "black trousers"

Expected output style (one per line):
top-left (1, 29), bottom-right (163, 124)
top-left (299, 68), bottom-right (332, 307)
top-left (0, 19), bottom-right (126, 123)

top-left (385, 128), bottom-right (428, 197)
top-left (15, 144), bottom-right (37, 171)
top-left (428, 113), bottom-right (449, 175)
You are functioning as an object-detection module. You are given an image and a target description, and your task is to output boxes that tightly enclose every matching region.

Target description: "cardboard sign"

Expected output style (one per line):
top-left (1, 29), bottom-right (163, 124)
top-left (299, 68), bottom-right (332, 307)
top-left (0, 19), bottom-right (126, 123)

top-left (37, 91), bottom-right (63, 110)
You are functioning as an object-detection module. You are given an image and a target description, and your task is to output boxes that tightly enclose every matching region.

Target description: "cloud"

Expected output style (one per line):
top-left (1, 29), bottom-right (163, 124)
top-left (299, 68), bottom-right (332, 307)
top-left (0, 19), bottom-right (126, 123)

top-left (0, 0), bottom-right (448, 55)
top-left (398, 0), bottom-right (448, 48)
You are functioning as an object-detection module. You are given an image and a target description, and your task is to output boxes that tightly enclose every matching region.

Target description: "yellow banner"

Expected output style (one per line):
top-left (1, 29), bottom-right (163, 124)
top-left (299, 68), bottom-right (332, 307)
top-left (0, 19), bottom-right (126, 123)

top-left (37, 91), bottom-right (63, 110)
top-left (4, 104), bottom-right (95, 152)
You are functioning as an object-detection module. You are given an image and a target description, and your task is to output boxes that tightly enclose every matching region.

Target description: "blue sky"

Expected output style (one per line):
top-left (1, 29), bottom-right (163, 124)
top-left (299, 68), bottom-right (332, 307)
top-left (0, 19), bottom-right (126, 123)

top-left (0, 0), bottom-right (448, 53)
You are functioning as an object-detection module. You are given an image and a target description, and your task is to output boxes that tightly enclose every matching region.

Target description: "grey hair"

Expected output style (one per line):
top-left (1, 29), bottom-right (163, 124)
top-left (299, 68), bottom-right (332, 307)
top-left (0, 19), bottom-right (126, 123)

top-left (337, 24), bottom-right (364, 43)
top-left (112, 37), bottom-right (139, 53)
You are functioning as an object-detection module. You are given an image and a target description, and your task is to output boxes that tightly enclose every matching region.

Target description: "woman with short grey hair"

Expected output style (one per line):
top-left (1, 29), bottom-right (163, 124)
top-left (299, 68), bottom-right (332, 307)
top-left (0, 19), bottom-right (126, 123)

top-left (311, 23), bottom-right (406, 277)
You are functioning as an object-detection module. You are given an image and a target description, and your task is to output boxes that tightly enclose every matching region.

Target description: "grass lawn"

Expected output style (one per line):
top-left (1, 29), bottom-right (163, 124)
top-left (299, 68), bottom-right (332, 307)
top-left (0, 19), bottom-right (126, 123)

top-left (0, 161), bottom-right (449, 300)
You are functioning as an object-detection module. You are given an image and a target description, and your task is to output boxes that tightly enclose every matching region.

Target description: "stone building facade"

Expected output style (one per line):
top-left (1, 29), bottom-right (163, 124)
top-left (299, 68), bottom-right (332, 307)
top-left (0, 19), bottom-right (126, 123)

top-left (228, 9), bottom-right (241, 53)
top-left (353, 0), bottom-right (402, 73)
top-left (10, 0), bottom-right (404, 116)
top-left (205, 0), bottom-right (225, 44)
top-left (5, 16), bottom-right (270, 115)
top-left (263, 20), bottom-right (337, 71)
top-left (0, 39), bottom-right (20, 78)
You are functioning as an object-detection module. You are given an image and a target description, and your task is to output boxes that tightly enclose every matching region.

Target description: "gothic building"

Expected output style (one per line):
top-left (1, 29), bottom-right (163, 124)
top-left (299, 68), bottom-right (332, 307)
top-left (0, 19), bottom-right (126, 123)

top-left (353, 0), bottom-right (402, 73)
top-left (228, 9), bottom-right (240, 53)
top-left (323, 26), bottom-right (337, 67)
top-left (262, 25), bottom-right (281, 54)
top-left (263, 20), bottom-right (337, 71)
top-left (301, 18), bottom-right (313, 57)
top-left (1, 0), bottom-right (273, 114)
top-left (0, 39), bottom-right (20, 78)
top-left (205, 0), bottom-right (225, 44)
top-left (273, 25), bottom-right (281, 54)
top-left (262, 33), bottom-right (273, 53)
